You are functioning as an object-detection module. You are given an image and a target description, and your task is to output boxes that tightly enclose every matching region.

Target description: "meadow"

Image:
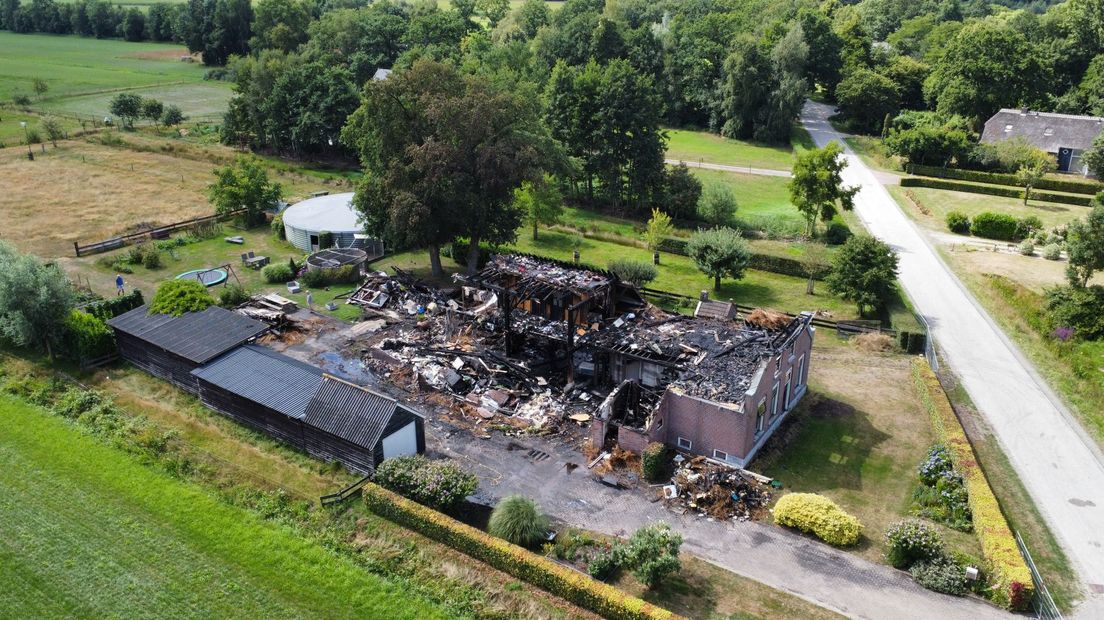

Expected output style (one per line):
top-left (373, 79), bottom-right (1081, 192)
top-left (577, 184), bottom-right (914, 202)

top-left (0, 32), bottom-right (230, 120)
top-left (0, 394), bottom-right (448, 619)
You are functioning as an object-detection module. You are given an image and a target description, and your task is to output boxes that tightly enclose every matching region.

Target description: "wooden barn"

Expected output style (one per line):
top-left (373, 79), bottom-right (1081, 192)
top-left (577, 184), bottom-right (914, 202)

top-left (192, 346), bottom-right (425, 473)
top-left (107, 305), bottom-right (268, 394)
top-left (302, 374), bottom-right (426, 473)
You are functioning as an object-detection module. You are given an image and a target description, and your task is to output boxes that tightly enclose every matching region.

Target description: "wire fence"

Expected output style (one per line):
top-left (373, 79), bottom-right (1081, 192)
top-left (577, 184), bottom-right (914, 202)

top-left (1016, 531), bottom-right (1063, 620)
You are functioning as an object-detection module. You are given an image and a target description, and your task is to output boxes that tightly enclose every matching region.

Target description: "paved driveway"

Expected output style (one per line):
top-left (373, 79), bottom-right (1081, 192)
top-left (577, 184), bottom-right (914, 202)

top-left (431, 426), bottom-right (1009, 620)
top-left (801, 100), bottom-right (1104, 615)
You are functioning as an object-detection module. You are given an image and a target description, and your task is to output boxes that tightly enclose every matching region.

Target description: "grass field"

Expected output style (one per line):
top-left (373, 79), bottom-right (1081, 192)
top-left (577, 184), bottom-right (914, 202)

top-left (690, 168), bottom-right (803, 230)
top-left (757, 347), bottom-right (980, 564)
top-left (0, 33), bottom-right (228, 120)
top-left (0, 393), bottom-right (448, 619)
top-left (665, 127), bottom-right (815, 171)
top-left (889, 184), bottom-right (1090, 233)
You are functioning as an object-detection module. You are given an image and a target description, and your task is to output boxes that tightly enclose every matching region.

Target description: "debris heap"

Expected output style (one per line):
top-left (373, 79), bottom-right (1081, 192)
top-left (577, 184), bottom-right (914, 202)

top-left (663, 456), bottom-right (773, 521)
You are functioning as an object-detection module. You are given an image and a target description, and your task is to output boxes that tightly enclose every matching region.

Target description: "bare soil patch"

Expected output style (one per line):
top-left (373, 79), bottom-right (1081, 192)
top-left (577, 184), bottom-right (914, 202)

top-left (121, 48), bottom-right (195, 61)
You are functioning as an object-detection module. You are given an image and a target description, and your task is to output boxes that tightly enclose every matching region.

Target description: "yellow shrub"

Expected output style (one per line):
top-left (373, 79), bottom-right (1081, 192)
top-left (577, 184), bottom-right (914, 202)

top-left (912, 360), bottom-right (1034, 610)
top-left (773, 493), bottom-right (863, 546)
top-left (363, 483), bottom-right (681, 620)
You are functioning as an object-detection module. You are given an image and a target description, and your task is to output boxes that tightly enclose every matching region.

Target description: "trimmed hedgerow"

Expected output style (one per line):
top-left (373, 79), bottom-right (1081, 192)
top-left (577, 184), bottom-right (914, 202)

top-left (911, 360), bottom-right (1034, 610)
top-left (899, 177), bottom-right (1092, 207)
top-left (773, 493), bottom-right (863, 547)
top-left (970, 212), bottom-right (1020, 241)
top-left (906, 164), bottom-right (1104, 196)
top-left (362, 484), bottom-right (679, 620)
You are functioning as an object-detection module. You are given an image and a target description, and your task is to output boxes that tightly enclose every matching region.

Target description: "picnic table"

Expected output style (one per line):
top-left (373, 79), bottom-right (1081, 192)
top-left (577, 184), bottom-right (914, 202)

top-left (245, 255), bottom-right (269, 269)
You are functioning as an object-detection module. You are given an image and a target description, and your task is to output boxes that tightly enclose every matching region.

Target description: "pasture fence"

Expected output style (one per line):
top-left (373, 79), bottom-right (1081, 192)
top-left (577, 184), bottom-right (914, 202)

top-left (73, 209), bottom-right (245, 256)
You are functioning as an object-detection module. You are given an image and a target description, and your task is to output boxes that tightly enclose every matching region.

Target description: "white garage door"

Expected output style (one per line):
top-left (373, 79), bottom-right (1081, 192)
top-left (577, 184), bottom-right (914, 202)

top-left (382, 421), bottom-right (418, 460)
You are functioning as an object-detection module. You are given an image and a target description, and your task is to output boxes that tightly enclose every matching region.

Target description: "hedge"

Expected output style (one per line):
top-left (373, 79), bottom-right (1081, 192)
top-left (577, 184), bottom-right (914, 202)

top-left (907, 164), bottom-right (1104, 196)
top-left (363, 484), bottom-right (680, 620)
top-left (911, 360), bottom-right (1033, 610)
top-left (900, 177), bottom-right (1093, 207)
top-left (83, 290), bottom-right (144, 321)
top-left (970, 212), bottom-right (1020, 241)
top-left (773, 493), bottom-right (863, 547)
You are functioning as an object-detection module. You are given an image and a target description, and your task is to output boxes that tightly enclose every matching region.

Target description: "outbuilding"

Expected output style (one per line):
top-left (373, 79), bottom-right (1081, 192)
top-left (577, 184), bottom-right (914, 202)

top-left (192, 345), bottom-right (425, 473)
top-left (282, 192), bottom-right (365, 252)
top-left (107, 305), bottom-right (268, 394)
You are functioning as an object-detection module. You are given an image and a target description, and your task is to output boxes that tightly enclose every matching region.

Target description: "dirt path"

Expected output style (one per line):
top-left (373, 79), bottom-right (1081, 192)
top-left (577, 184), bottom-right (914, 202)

top-left (801, 100), bottom-right (1104, 616)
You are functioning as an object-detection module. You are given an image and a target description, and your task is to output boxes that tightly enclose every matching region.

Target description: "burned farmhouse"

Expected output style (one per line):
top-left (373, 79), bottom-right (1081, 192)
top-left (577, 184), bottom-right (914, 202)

top-left (354, 254), bottom-right (814, 468)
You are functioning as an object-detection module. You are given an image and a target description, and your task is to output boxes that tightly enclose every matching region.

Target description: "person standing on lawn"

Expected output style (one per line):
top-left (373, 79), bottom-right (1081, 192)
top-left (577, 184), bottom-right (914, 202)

top-left (115, 274), bottom-right (125, 296)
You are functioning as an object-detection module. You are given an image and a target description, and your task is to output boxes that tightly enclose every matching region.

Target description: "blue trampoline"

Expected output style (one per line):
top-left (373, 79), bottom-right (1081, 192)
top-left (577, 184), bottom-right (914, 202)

top-left (176, 267), bottom-right (229, 287)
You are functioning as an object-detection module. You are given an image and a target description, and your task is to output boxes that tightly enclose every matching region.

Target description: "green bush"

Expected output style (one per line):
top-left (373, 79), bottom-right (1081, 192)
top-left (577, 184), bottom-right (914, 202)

top-left (148, 280), bottom-right (213, 316)
top-left (608, 259), bottom-right (657, 288)
top-left (318, 230), bottom-right (334, 249)
top-left (299, 268), bottom-right (327, 288)
top-left (945, 211), bottom-right (971, 234)
top-left (910, 555), bottom-right (969, 595)
top-left (218, 284), bottom-right (251, 308)
top-left (1015, 216), bottom-right (1043, 240)
top-left (587, 546), bottom-right (624, 581)
top-left (373, 455), bottom-right (478, 511)
top-left (1018, 240), bottom-right (1035, 256)
top-left (362, 484), bottom-right (676, 620)
top-left (271, 213), bottom-right (285, 240)
top-left (970, 212), bottom-right (1020, 241)
top-left (885, 520), bottom-right (945, 569)
top-left (773, 493), bottom-right (863, 546)
top-left (625, 523), bottom-right (683, 589)
top-left (1045, 285), bottom-right (1104, 340)
top-left (61, 310), bottom-right (115, 361)
top-left (142, 249), bottom-right (162, 269)
top-left (84, 290), bottom-right (144, 321)
top-left (641, 442), bottom-right (667, 483)
top-left (824, 222), bottom-right (852, 245)
top-left (263, 262), bottom-right (294, 284)
top-left (489, 496), bottom-right (550, 548)
top-left (1042, 243), bottom-right (1062, 260)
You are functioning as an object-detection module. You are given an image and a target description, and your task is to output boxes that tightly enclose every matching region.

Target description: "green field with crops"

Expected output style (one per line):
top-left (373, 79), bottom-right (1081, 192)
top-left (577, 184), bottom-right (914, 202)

top-left (0, 394), bottom-right (446, 619)
top-left (0, 32), bottom-right (230, 120)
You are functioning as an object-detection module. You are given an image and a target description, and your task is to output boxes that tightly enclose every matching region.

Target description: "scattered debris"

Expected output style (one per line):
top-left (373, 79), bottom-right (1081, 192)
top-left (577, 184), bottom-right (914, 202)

top-left (664, 456), bottom-right (773, 521)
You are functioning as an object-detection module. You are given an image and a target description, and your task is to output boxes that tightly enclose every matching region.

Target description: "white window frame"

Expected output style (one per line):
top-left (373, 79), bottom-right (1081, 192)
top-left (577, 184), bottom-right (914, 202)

top-left (713, 449), bottom-right (729, 462)
top-left (783, 370), bottom-right (792, 411)
top-left (770, 381), bottom-right (780, 417)
top-left (796, 354), bottom-right (806, 388)
top-left (677, 436), bottom-right (692, 450)
top-left (755, 398), bottom-right (766, 434)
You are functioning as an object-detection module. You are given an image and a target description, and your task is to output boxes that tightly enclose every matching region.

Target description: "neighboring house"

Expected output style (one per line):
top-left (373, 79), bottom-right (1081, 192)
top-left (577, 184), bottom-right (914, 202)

top-left (193, 347), bottom-right (425, 473)
top-left (590, 313), bottom-right (815, 469)
top-left (107, 304), bottom-right (268, 394)
top-left (980, 108), bottom-right (1104, 176)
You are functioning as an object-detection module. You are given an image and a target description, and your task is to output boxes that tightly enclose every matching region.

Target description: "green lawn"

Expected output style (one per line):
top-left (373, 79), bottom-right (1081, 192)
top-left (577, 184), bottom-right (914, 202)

top-left (0, 394), bottom-right (446, 619)
top-left (665, 126), bottom-right (814, 171)
top-left (690, 169), bottom-right (803, 231)
top-left (0, 109), bottom-right (83, 146)
top-left (888, 184), bottom-right (1091, 232)
top-left (0, 32), bottom-right (223, 120)
top-left (40, 81), bottom-right (233, 121)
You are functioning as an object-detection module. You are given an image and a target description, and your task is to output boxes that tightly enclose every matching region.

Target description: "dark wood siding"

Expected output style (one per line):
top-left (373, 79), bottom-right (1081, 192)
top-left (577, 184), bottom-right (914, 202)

top-left (302, 427), bottom-right (377, 474)
top-left (195, 380), bottom-right (306, 447)
top-left (115, 332), bottom-right (201, 394)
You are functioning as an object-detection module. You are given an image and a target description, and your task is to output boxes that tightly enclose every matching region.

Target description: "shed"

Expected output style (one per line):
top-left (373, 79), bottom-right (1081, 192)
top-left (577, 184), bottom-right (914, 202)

top-left (980, 109), bottom-right (1104, 175)
top-left (282, 192), bottom-right (367, 252)
top-left (192, 345), bottom-right (323, 445)
top-left (108, 305), bottom-right (268, 394)
top-left (302, 374), bottom-right (425, 472)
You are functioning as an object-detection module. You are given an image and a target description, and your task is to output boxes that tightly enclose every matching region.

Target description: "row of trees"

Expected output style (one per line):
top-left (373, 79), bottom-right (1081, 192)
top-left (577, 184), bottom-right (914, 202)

top-left (108, 93), bottom-right (185, 129)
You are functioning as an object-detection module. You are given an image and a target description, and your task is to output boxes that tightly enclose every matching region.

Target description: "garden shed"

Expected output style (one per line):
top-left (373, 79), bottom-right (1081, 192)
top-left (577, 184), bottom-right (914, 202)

top-left (107, 305), bottom-right (268, 394)
top-left (302, 374), bottom-right (426, 473)
top-left (282, 192), bottom-right (367, 252)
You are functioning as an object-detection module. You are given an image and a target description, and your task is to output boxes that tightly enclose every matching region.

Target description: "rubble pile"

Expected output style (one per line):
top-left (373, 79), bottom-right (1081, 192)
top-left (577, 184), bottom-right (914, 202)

top-left (664, 456), bottom-right (772, 521)
top-left (348, 268), bottom-right (455, 314)
top-left (486, 254), bottom-right (611, 291)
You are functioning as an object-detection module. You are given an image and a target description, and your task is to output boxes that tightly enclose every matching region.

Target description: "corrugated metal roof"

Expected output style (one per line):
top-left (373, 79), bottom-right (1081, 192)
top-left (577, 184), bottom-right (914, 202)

top-left (108, 305), bottom-right (268, 364)
top-left (303, 375), bottom-right (398, 449)
top-left (191, 345), bottom-right (323, 419)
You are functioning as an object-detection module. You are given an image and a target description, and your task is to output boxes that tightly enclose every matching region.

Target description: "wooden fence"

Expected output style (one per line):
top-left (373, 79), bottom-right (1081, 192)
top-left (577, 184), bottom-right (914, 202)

top-left (73, 209), bottom-right (246, 257)
top-left (319, 474), bottom-right (373, 507)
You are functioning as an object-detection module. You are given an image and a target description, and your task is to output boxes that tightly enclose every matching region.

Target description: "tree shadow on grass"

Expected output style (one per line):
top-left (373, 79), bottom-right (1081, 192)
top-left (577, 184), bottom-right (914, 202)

top-left (756, 392), bottom-right (892, 494)
top-left (626, 569), bottom-right (719, 620)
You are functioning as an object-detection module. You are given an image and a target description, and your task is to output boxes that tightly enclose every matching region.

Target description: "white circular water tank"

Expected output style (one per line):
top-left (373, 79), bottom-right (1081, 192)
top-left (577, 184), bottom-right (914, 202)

top-left (282, 192), bottom-right (361, 251)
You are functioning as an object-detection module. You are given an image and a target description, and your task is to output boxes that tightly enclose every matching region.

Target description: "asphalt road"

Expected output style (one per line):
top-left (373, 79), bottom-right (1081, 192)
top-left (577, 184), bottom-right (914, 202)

top-left (801, 100), bottom-right (1104, 615)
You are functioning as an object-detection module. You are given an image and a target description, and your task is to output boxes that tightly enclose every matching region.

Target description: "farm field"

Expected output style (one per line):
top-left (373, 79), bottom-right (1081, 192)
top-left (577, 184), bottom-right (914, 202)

top-left (0, 136), bottom-right (333, 258)
top-left (0, 32), bottom-right (228, 120)
top-left (0, 393), bottom-right (447, 619)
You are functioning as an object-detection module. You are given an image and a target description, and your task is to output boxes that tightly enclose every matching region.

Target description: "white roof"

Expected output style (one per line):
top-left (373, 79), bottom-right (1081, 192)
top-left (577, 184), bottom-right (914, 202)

top-left (282, 192), bottom-right (360, 232)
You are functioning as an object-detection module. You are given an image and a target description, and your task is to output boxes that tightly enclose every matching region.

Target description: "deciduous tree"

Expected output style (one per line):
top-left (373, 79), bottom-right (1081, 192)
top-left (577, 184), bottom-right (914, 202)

top-left (515, 175), bottom-right (564, 240)
top-left (826, 235), bottom-right (899, 316)
top-left (109, 93), bottom-right (142, 129)
top-left (40, 117), bottom-right (63, 148)
top-left (686, 226), bottom-right (751, 291)
top-left (698, 182), bottom-right (737, 227)
top-left (0, 241), bottom-right (76, 361)
top-left (207, 156), bottom-right (283, 226)
top-left (1066, 199), bottom-right (1104, 288)
top-left (788, 142), bottom-right (858, 237)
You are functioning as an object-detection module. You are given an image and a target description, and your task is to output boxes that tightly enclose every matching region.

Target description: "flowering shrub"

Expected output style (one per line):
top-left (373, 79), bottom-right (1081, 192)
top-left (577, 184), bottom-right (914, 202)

top-left (885, 520), bottom-right (945, 569)
top-left (373, 455), bottom-right (478, 511)
top-left (910, 555), bottom-right (969, 595)
top-left (913, 444), bottom-right (972, 531)
top-left (1052, 326), bottom-right (1074, 342)
top-left (773, 493), bottom-right (863, 546)
top-left (912, 360), bottom-right (1034, 610)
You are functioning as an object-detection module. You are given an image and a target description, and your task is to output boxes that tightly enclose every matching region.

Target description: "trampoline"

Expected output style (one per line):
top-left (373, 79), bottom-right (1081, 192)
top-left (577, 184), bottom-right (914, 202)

top-left (176, 267), bottom-right (229, 287)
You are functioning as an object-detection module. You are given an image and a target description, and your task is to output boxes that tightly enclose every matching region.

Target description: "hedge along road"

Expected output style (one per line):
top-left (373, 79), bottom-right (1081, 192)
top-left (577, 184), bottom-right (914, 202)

top-left (800, 100), bottom-right (1104, 616)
